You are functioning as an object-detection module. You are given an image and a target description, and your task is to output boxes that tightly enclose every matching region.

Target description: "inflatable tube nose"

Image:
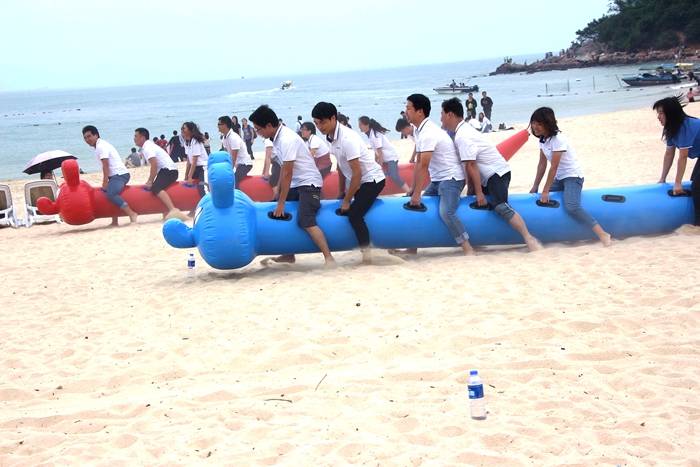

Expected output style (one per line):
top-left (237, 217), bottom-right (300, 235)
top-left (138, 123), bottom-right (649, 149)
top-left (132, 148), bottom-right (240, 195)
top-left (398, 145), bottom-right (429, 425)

top-left (208, 152), bottom-right (235, 209)
top-left (37, 197), bottom-right (59, 215)
top-left (496, 129), bottom-right (529, 161)
top-left (61, 159), bottom-right (81, 187)
top-left (163, 219), bottom-right (196, 248)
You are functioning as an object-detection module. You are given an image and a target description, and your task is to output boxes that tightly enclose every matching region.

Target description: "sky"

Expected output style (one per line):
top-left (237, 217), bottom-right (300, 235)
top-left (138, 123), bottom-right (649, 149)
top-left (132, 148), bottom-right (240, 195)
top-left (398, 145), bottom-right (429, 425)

top-left (1, 0), bottom-right (611, 91)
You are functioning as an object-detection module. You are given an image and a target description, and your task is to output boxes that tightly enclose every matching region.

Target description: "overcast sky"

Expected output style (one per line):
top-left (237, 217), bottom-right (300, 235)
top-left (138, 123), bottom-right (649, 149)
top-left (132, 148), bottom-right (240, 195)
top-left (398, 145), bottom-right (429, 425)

top-left (1, 0), bottom-right (611, 91)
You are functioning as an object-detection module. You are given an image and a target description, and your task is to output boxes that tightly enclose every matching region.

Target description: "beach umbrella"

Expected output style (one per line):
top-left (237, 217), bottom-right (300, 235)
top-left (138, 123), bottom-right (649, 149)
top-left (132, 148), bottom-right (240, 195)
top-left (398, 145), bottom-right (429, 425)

top-left (23, 150), bottom-right (77, 175)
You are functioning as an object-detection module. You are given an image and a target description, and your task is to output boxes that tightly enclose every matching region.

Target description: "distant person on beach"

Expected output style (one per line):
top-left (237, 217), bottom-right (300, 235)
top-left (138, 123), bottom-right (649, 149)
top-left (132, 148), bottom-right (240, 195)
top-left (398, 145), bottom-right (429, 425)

top-left (241, 118), bottom-right (256, 159)
top-left (231, 116), bottom-right (242, 135)
top-left (395, 118), bottom-right (417, 163)
top-left (359, 116), bottom-right (410, 192)
top-left (125, 147), bottom-right (143, 168)
top-left (134, 127), bottom-right (186, 221)
top-left (40, 171), bottom-right (54, 180)
top-left (203, 132), bottom-right (211, 155)
top-left (441, 98), bottom-right (540, 251)
top-left (465, 92), bottom-right (478, 120)
top-left (529, 107), bottom-right (612, 245)
top-left (480, 91), bottom-right (493, 120)
top-left (261, 137), bottom-right (281, 199)
top-left (82, 125), bottom-right (138, 225)
top-left (168, 130), bottom-right (186, 163)
top-left (337, 113), bottom-right (351, 129)
top-left (182, 121), bottom-right (208, 202)
top-left (653, 96), bottom-right (700, 226)
top-left (478, 112), bottom-right (493, 133)
top-left (295, 115), bottom-right (303, 135)
top-left (688, 88), bottom-right (696, 103)
top-left (249, 104), bottom-right (335, 266)
top-left (395, 93), bottom-right (473, 257)
top-left (313, 102), bottom-right (385, 264)
top-left (399, 111), bottom-right (408, 138)
top-left (218, 116), bottom-right (253, 187)
top-left (300, 122), bottom-right (333, 178)
top-left (157, 134), bottom-right (168, 150)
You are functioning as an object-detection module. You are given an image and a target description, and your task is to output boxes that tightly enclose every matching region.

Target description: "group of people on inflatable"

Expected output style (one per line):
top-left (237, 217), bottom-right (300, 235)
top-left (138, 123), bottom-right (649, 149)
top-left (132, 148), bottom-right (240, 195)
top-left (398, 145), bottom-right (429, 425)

top-left (83, 93), bottom-right (698, 264)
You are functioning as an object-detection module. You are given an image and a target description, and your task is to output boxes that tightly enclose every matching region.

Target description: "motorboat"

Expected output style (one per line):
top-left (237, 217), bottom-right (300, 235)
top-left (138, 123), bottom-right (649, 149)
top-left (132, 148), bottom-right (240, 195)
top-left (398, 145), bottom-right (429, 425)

top-left (433, 81), bottom-right (479, 94)
top-left (281, 80), bottom-right (293, 90)
top-left (621, 72), bottom-right (680, 87)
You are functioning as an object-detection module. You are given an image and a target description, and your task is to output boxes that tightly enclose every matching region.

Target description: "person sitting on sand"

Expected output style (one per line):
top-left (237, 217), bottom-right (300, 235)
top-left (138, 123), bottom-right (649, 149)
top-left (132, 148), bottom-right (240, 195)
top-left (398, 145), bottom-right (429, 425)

top-left (133, 127), bottom-right (187, 221)
top-left (529, 107), bottom-right (612, 246)
top-left (477, 112), bottom-right (493, 133)
top-left (313, 102), bottom-right (386, 264)
top-left (300, 122), bottom-right (333, 179)
top-left (358, 116), bottom-right (410, 192)
top-left (217, 116), bottom-right (253, 188)
top-left (250, 104), bottom-right (335, 266)
top-left (125, 147), bottom-right (143, 168)
top-left (82, 125), bottom-right (138, 226)
top-left (653, 96), bottom-right (700, 226)
top-left (441, 97), bottom-right (540, 251)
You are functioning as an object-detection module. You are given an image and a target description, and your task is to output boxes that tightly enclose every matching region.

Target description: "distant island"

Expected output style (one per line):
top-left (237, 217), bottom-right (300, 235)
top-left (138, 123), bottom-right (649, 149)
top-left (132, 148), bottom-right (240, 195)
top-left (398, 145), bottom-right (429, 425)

top-left (492, 0), bottom-right (700, 75)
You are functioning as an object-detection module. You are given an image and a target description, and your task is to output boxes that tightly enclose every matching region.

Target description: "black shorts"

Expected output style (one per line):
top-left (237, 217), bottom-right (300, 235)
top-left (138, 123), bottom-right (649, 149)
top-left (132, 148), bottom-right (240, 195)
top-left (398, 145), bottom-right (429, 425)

top-left (484, 171), bottom-right (511, 206)
top-left (286, 185), bottom-right (321, 228)
top-left (152, 168), bottom-right (179, 195)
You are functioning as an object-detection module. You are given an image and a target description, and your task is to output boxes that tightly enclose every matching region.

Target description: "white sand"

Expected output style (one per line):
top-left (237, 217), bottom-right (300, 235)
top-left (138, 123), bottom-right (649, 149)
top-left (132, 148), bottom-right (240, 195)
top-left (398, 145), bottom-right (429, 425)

top-left (0, 104), bottom-right (699, 465)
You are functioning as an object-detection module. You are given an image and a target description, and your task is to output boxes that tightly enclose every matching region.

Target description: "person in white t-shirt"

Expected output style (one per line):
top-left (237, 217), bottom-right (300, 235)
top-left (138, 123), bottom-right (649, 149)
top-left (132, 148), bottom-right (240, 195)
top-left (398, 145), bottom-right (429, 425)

top-left (477, 112), bottom-right (493, 133)
top-left (300, 122), bottom-right (333, 178)
top-left (217, 115), bottom-right (253, 187)
top-left (250, 104), bottom-right (335, 266)
top-left (529, 107), bottom-right (611, 246)
top-left (396, 117), bottom-right (418, 163)
top-left (134, 127), bottom-right (187, 221)
top-left (313, 102), bottom-right (386, 264)
top-left (81, 125), bottom-right (138, 226)
top-left (181, 121), bottom-right (208, 205)
top-left (441, 98), bottom-right (540, 251)
top-left (359, 116), bottom-right (410, 192)
top-left (295, 115), bottom-right (303, 135)
top-left (404, 93), bottom-right (474, 256)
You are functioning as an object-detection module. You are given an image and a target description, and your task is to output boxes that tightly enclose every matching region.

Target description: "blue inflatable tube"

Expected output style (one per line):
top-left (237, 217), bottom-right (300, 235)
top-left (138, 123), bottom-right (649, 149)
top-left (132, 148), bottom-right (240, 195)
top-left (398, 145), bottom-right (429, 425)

top-left (163, 152), bottom-right (694, 270)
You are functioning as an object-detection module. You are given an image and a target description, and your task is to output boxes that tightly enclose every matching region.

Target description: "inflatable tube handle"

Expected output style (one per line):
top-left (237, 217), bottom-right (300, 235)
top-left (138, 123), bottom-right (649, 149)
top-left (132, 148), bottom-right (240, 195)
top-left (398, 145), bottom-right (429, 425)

top-left (267, 211), bottom-right (293, 221)
top-left (335, 208), bottom-right (350, 217)
top-left (601, 194), bottom-right (626, 203)
top-left (667, 189), bottom-right (692, 197)
top-left (403, 202), bottom-right (427, 212)
top-left (469, 201), bottom-right (493, 211)
top-left (536, 199), bottom-right (560, 208)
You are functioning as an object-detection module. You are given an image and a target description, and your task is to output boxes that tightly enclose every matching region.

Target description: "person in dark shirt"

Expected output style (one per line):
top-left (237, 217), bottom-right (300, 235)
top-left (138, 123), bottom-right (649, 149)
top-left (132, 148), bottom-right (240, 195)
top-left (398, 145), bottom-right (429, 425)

top-left (168, 130), bottom-right (186, 162)
top-left (480, 91), bottom-right (494, 120)
top-left (465, 93), bottom-right (477, 120)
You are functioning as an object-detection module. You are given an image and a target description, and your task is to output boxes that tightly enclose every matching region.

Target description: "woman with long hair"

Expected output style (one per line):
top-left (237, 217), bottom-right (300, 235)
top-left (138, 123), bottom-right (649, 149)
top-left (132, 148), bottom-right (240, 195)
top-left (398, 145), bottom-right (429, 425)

top-left (529, 107), bottom-right (611, 245)
top-left (181, 121), bottom-right (208, 200)
top-left (300, 122), bottom-right (333, 178)
top-left (654, 96), bottom-right (700, 225)
top-left (358, 116), bottom-right (409, 192)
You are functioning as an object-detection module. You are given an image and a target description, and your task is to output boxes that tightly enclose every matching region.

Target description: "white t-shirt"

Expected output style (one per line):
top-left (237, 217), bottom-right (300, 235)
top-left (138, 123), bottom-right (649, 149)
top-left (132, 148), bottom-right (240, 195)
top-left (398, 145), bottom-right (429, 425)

top-left (222, 129), bottom-right (252, 166)
top-left (539, 133), bottom-right (583, 180)
top-left (273, 125), bottom-right (322, 188)
top-left (480, 117), bottom-right (492, 133)
top-left (368, 129), bottom-right (399, 162)
top-left (415, 118), bottom-right (464, 182)
top-left (469, 119), bottom-right (481, 130)
top-left (94, 138), bottom-right (128, 177)
top-left (307, 134), bottom-right (331, 158)
top-left (329, 123), bottom-right (385, 186)
top-left (184, 139), bottom-right (208, 166)
top-left (141, 139), bottom-right (176, 171)
top-left (454, 121), bottom-right (509, 186)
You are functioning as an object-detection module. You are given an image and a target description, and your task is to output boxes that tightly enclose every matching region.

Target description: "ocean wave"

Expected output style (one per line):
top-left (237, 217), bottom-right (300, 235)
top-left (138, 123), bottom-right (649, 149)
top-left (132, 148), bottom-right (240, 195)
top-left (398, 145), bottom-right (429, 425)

top-left (223, 88), bottom-right (283, 99)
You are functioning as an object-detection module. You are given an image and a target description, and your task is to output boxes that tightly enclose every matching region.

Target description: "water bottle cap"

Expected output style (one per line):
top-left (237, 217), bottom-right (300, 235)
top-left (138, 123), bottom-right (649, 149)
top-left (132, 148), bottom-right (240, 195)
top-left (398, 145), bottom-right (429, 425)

top-left (470, 370), bottom-right (478, 376)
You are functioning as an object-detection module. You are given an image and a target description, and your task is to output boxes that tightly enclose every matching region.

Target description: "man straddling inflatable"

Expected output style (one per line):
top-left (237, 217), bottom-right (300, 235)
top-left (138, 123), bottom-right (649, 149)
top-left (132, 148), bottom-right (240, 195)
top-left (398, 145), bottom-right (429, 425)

top-left (403, 93), bottom-right (474, 256)
top-left (133, 127), bottom-right (187, 221)
top-left (82, 125), bottom-right (138, 226)
top-left (250, 105), bottom-right (336, 266)
top-left (440, 98), bottom-right (541, 251)
top-left (312, 102), bottom-right (386, 264)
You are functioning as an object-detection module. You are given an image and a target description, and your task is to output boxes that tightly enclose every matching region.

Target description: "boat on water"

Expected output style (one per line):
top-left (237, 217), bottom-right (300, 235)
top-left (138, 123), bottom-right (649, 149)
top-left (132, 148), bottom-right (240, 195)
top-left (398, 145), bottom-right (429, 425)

top-left (621, 72), bottom-right (680, 87)
top-left (281, 80), bottom-right (293, 90)
top-left (433, 80), bottom-right (479, 94)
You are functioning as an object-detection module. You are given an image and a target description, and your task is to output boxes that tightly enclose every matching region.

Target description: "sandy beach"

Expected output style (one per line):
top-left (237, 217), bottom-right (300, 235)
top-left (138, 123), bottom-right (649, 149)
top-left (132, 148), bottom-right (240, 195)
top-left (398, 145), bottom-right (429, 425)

top-left (1, 104), bottom-right (699, 465)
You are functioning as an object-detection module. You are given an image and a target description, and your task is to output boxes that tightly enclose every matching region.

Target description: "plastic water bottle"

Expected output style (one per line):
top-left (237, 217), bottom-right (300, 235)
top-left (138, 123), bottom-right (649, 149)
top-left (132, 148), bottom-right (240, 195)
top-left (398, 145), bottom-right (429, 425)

top-left (187, 253), bottom-right (196, 279)
top-left (468, 370), bottom-right (486, 420)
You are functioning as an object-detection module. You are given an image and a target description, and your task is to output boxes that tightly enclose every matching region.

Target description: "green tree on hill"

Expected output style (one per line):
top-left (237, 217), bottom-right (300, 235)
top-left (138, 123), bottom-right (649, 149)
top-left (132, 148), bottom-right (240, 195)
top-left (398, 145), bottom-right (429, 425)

top-left (575, 0), bottom-right (700, 51)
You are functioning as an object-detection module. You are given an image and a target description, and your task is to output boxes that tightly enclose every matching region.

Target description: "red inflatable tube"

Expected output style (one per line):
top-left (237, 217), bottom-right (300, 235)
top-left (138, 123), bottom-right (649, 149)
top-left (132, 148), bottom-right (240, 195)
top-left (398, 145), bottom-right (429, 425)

top-left (37, 129), bottom-right (529, 225)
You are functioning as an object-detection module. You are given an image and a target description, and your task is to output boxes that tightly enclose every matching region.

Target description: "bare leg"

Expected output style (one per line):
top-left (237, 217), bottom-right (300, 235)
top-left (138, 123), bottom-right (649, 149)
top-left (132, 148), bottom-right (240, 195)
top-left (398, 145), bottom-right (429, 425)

top-left (460, 240), bottom-right (475, 255)
top-left (361, 248), bottom-right (372, 264)
top-left (305, 226), bottom-right (336, 266)
top-left (156, 191), bottom-right (187, 221)
top-left (122, 205), bottom-right (138, 223)
top-left (110, 216), bottom-right (119, 227)
top-left (508, 212), bottom-right (542, 251)
top-left (592, 224), bottom-right (612, 247)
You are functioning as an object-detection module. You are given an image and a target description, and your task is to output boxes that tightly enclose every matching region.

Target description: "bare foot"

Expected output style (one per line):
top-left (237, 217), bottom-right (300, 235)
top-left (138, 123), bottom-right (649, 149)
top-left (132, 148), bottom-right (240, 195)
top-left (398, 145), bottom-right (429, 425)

top-left (187, 210), bottom-right (196, 218)
top-left (261, 255), bottom-right (296, 266)
top-left (165, 209), bottom-right (188, 222)
top-left (525, 236), bottom-right (543, 252)
top-left (129, 213), bottom-right (138, 224)
top-left (324, 257), bottom-right (338, 268)
top-left (461, 242), bottom-right (475, 256)
top-left (599, 232), bottom-right (612, 247)
top-left (361, 250), bottom-right (372, 265)
top-left (388, 248), bottom-right (417, 257)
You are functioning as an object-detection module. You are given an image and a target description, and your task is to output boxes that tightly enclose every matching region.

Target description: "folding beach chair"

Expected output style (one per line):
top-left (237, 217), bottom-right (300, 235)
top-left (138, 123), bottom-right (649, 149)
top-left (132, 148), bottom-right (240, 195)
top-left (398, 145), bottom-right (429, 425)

top-left (24, 180), bottom-right (61, 226)
top-left (0, 184), bottom-right (20, 228)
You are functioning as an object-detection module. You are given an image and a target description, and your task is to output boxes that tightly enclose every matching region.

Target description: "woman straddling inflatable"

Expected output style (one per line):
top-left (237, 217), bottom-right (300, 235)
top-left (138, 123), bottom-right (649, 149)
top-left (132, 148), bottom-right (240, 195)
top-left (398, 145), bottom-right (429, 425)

top-left (299, 122), bottom-right (333, 178)
top-left (182, 121), bottom-right (209, 217)
top-left (529, 107), bottom-right (612, 246)
top-left (653, 96), bottom-right (700, 226)
top-left (313, 102), bottom-right (386, 264)
top-left (358, 116), bottom-right (410, 193)
top-left (218, 116), bottom-right (253, 187)
top-left (440, 98), bottom-right (541, 251)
